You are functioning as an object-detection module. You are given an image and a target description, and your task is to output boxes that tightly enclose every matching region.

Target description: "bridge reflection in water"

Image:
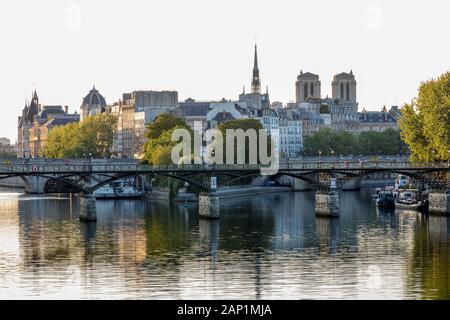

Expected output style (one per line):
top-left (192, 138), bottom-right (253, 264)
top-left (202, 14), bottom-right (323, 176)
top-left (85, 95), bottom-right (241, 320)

top-left (0, 189), bottom-right (449, 299)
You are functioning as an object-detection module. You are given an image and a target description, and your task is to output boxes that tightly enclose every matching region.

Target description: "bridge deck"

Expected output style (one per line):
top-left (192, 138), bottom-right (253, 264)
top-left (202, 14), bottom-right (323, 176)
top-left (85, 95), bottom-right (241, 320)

top-left (0, 161), bottom-right (448, 175)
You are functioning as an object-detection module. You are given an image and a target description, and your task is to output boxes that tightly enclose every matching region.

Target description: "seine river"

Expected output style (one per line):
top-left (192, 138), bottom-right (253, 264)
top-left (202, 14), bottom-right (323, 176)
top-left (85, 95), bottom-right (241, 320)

top-left (0, 188), bottom-right (449, 299)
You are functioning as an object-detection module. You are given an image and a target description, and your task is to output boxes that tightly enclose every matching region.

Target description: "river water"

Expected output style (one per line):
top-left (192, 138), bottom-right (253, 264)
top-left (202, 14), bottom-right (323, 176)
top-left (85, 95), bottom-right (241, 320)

top-left (0, 188), bottom-right (449, 300)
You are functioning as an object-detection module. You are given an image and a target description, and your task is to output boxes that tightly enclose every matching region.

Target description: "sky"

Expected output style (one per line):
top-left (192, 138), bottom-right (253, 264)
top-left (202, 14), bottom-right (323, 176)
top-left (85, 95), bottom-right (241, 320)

top-left (0, 0), bottom-right (449, 143)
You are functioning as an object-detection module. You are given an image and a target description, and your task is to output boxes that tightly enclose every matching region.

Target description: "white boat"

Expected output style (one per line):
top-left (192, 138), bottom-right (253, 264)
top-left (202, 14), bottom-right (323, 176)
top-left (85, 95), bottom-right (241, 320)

top-left (94, 177), bottom-right (145, 199)
top-left (395, 189), bottom-right (428, 212)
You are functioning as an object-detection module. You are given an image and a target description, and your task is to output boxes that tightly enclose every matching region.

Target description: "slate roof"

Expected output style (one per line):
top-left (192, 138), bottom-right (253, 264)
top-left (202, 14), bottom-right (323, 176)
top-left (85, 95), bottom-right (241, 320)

top-left (359, 111), bottom-right (397, 123)
top-left (178, 102), bottom-right (211, 117)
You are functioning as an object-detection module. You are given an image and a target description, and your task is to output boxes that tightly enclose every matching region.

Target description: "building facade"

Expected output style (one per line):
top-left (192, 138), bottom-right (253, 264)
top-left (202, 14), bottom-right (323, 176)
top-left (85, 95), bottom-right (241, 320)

top-left (109, 90), bottom-right (178, 158)
top-left (0, 138), bottom-right (16, 155)
top-left (18, 91), bottom-right (79, 158)
top-left (122, 90), bottom-right (178, 123)
top-left (17, 90), bottom-right (80, 158)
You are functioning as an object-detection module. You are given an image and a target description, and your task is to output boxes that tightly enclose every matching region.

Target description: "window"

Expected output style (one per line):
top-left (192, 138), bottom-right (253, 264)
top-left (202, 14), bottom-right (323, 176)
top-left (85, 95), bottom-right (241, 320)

top-left (310, 84), bottom-right (314, 97)
top-left (340, 83), bottom-right (344, 99)
top-left (304, 83), bottom-right (308, 100)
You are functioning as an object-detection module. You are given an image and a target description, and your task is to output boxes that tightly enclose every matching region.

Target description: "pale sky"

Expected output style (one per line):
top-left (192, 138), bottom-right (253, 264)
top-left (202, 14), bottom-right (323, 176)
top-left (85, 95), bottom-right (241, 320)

top-left (0, 0), bottom-right (449, 142)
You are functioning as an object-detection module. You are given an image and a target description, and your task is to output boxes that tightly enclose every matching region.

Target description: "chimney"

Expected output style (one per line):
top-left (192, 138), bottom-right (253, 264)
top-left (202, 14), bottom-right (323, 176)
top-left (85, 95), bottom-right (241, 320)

top-left (64, 105), bottom-right (69, 114)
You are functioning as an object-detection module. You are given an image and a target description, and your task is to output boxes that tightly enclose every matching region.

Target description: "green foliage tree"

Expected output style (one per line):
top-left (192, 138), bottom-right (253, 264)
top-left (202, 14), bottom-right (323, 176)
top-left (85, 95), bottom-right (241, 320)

top-left (143, 113), bottom-right (192, 165)
top-left (303, 127), bottom-right (408, 156)
top-left (399, 71), bottom-right (450, 162)
top-left (43, 114), bottom-right (117, 158)
top-left (218, 118), bottom-right (270, 164)
top-left (145, 113), bottom-right (187, 140)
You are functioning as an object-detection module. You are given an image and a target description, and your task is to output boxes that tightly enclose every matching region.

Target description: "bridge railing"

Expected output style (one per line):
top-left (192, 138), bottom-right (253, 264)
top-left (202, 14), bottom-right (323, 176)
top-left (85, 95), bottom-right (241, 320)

top-left (0, 161), bottom-right (448, 174)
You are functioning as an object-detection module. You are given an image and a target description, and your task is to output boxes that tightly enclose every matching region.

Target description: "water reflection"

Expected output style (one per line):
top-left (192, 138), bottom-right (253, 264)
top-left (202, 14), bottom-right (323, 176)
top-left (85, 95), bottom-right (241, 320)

top-left (0, 189), bottom-right (449, 299)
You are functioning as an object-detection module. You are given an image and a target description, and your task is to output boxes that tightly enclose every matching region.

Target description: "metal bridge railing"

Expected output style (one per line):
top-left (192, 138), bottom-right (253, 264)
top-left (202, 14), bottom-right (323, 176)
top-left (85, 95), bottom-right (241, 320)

top-left (0, 161), bottom-right (448, 174)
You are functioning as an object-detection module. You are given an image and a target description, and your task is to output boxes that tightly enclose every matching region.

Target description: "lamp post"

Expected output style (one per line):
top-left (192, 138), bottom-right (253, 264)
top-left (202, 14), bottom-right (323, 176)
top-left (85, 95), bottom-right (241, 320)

top-left (331, 149), bottom-right (335, 168)
top-left (318, 150), bottom-right (322, 168)
top-left (83, 153), bottom-right (87, 171)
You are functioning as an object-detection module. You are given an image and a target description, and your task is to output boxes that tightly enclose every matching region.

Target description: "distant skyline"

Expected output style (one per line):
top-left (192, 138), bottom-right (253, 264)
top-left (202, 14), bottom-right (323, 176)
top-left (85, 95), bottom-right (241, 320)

top-left (1, 0), bottom-right (449, 142)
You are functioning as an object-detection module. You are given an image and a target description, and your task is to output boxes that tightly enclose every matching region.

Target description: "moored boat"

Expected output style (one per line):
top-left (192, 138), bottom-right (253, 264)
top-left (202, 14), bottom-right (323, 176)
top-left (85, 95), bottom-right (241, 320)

top-left (94, 176), bottom-right (145, 200)
top-left (395, 189), bottom-right (428, 212)
top-left (376, 189), bottom-right (395, 208)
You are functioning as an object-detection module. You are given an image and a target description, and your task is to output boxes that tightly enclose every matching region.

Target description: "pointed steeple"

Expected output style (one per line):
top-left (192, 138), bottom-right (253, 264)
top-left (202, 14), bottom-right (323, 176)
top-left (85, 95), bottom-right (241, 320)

top-left (253, 44), bottom-right (259, 71)
top-left (24, 89), bottom-right (39, 122)
top-left (251, 44), bottom-right (261, 94)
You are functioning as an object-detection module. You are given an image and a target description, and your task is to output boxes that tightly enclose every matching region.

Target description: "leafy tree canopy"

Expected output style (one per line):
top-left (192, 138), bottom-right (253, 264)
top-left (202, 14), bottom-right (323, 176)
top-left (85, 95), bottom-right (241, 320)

top-left (303, 127), bottom-right (408, 156)
top-left (143, 113), bottom-right (192, 165)
top-left (399, 71), bottom-right (450, 162)
top-left (43, 114), bottom-right (117, 158)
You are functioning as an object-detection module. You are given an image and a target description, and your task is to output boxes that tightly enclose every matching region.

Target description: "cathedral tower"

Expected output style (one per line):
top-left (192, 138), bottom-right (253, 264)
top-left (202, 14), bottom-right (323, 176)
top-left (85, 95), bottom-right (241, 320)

top-left (295, 71), bottom-right (321, 102)
top-left (331, 70), bottom-right (357, 102)
top-left (251, 45), bottom-right (261, 94)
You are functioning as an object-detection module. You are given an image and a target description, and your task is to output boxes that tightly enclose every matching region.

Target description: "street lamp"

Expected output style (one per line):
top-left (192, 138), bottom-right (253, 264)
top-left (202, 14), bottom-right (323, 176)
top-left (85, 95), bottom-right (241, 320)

top-left (318, 150), bottom-right (322, 168)
top-left (331, 149), bottom-right (335, 168)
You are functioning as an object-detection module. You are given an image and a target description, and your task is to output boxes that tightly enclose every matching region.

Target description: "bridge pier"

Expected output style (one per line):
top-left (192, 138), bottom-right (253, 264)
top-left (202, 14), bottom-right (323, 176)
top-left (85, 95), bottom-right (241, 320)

top-left (79, 194), bottom-right (97, 222)
top-left (341, 177), bottom-right (362, 191)
top-left (278, 176), bottom-right (312, 191)
top-left (21, 176), bottom-right (49, 194)
top-left (315, 191), bottom-right (339, 217)
top-left (428, 192), bottom-right (450, 215)
top-left (199, 192), bottom-right (220, 219)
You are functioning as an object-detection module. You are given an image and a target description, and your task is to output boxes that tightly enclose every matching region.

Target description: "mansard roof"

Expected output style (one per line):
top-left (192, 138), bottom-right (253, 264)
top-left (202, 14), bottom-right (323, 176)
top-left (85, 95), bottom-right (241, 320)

top-left (359, 111), bottom-right (397, 123)
top-left (178, 101), bottom-right (211, 117)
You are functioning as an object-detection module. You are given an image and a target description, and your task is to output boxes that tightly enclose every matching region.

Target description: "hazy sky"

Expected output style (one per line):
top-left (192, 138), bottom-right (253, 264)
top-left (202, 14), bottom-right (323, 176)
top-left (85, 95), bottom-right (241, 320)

top-left (0, 0), bottom-right (448, 142)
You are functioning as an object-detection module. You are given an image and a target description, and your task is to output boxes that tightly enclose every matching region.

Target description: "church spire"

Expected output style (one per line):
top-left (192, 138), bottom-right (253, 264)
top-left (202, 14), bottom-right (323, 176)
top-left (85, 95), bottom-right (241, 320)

top-left (251, 44), bottom-right (261, 94)
top-left (253, 44), bottom-right (258, 71)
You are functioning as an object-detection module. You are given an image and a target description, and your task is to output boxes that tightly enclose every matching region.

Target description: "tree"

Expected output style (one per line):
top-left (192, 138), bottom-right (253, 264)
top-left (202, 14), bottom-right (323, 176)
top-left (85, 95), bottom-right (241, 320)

top-left (399, 71), bottom-right (450, 162)
top-left (43, 114), bottom-right (117, 158)
top-left (144, 126), bottom-right (188, 165)
top-left (145, 113), bottom-right (187, 140)
top-left (302, 127), bottom-right (408, 156)
top-left (143, 113), bottom-right (192, 165)
top-left (218, 119), bottom-right (270, 164)
top-left (303, 128), bottom-right (360, 156)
